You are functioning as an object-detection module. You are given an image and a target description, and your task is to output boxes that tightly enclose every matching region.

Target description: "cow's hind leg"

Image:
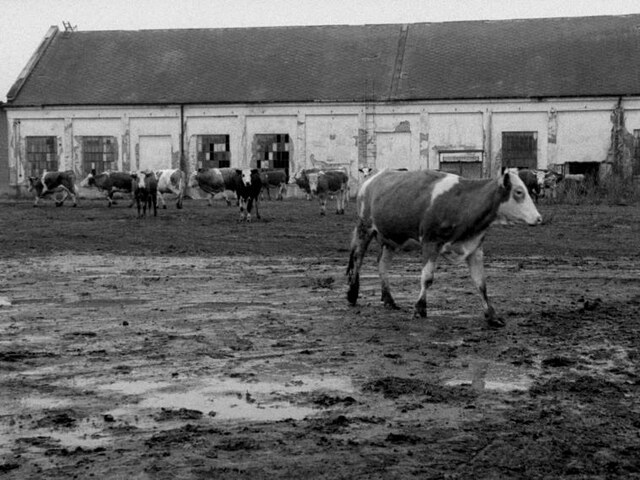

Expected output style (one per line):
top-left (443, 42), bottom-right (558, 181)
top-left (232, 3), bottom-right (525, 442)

top-left (346, 221), bottom-right (375, 305)
top-left (466, 247), bottom-right (503, 327)
top-left (414, 243), bottom-right (439, 318)
top-left (55, 189), bottom-right (70, 207)
top-left (378, 245), bottom-right (399, 310)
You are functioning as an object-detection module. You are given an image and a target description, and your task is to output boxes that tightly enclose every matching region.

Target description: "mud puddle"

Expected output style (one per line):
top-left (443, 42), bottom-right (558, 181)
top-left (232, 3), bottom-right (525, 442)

top-left (443, 359), bottom-right (538, 392)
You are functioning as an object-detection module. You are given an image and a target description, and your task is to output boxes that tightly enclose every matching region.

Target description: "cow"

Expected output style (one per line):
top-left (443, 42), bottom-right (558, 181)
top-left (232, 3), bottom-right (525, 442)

top-left (235, 169), bottom-right (262, 222)
top-left (79, 170), bottom-right (134, 207)
top-left (131, 171), bottom-right (158, 218)
top-left (259, 168), bottom-right (288, 201)
top-left (306, 170), bottom-right (349, 215)
top-left (188, 168), bottom-right (239, 206)
top-left (346, 169), bottom-right (542, 327)
top-left (28, 170), bottom-right (78, 207)
top-left (293, 168), bottom-right (317, 200)
top-left (505, 168), bottom-right (564, 201)
top-left (155, 169), bottom-right (185, 209)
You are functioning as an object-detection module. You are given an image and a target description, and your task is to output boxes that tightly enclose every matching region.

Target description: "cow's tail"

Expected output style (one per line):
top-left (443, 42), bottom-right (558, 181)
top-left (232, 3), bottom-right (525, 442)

top-left (177, 172), bottom-right (185, 209)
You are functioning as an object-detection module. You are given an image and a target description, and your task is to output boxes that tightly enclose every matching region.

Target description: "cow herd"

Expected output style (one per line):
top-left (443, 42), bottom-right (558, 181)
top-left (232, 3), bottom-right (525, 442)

top-left (26, 165), bottom-right (548, 326)
top-left (27, 166), bottom-right (352, 219)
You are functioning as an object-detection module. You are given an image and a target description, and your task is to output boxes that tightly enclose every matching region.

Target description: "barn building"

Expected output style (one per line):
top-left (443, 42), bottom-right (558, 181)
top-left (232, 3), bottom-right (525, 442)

top-left (3, 14), bottom-right (640, 198)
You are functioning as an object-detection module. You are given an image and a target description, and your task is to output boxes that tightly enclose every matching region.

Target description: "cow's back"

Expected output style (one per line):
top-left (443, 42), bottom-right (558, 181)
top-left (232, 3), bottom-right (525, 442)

top-left (108, 172), bottom-right (134, 191)
top-left (359, 170), bottom-right (450, 245)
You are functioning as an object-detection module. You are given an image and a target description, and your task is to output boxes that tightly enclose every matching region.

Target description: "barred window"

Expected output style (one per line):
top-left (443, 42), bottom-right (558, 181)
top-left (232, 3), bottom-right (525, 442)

top-left (26, 136), bottom-right (57, 177)
top-left (439, 151), bottom-right (483, 178)
top-left (255, 133), bottom-right (290, 172)
top-left (502, 131), bottom-right (537, 170)
top-left (82, 136), bottom-right (116, 174)
top-left (198, 135), bottom-right (230, 169)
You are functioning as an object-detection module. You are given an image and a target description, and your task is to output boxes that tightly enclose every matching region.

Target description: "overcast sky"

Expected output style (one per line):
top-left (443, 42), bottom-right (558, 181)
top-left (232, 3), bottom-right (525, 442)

top-left (3, 0), bottom-right (640, 102)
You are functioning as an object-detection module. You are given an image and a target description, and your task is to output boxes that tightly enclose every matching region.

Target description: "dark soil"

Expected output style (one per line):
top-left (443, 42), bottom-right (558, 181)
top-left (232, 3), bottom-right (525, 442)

top-left (0, 196), bottom-right (639, 479)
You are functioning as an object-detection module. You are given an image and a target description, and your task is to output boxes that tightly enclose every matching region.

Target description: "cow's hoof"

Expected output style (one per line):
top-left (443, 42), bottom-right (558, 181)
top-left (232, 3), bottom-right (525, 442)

top-left (413, 299), bottom-right (427, 318)
top-left (382, 298), bottom-right (400, 311)
top-left (486, 316), bottom-right (505, 328)
top-left (55, 202), bottom-right (63, 207)
top-left (163, 205), bottom-right (167, 209)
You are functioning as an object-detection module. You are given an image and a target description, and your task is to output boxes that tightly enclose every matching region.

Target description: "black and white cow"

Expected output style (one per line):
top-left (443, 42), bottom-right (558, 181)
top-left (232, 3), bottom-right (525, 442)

top-left (155, 169), bottom-right (185, 209)
top-left (234, 169), bottom-right (262, 222)
top-left (80, 170), bottom-right (134, 207)
top-left (188, 167), bottom-right (239, 206)
top-left (346, 169), bottom-right (542, 327)
top-left (131, 171), bottom-right (158, 218)
top-left (259, 168), bottom-right (288, 201)
top-left (306, 170), bottom-right (349, 215)
top-left (28, 170), bottom-right (78, 207)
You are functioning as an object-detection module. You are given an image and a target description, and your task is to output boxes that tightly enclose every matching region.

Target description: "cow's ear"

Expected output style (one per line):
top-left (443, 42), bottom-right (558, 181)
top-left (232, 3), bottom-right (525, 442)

top-left (236, 169), bottom-right (242, 175)
top-left (502, 171), bottom-right (512, 190)
top-left (251, 168), bottom-right (258, 174)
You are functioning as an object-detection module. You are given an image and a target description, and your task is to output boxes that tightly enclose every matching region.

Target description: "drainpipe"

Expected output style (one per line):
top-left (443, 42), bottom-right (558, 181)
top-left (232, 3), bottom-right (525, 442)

top-left (180, 104), bottom-right (185, 173)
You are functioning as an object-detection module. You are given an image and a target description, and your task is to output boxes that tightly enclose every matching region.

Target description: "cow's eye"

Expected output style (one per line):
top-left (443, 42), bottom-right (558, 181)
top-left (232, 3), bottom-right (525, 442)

top-left (513, 188), bottom-right (524, 200)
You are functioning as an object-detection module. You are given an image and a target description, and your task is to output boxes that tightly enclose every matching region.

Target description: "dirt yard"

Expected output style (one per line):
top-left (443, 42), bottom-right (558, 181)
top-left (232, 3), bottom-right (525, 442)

top-left (1, 193), bottom-right (639, 479)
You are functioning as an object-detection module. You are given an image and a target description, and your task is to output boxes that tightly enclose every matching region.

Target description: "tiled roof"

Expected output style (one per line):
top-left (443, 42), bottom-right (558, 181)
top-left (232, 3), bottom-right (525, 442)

top-left (7, 14), bottom-right (640, 106)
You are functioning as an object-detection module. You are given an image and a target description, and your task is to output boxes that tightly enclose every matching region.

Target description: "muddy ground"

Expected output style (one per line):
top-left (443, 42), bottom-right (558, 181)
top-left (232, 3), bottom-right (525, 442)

top-left (0, 193), bottom-right (639, 479)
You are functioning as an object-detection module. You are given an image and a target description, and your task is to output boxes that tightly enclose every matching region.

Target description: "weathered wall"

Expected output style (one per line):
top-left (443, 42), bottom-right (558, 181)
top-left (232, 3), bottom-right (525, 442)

top-left (5, 97), bottom-right (640, 198)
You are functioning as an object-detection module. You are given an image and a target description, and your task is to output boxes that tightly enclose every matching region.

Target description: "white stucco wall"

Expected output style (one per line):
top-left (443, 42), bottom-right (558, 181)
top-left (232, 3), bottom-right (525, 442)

top-left (5, 96), bottom-right (640, 197)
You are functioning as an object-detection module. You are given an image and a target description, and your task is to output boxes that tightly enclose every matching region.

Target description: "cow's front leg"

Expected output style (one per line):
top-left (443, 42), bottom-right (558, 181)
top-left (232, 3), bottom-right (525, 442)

top-left (378, 245), bottom-right (399, 310)
top-left (414, 243), bottom-right (439, 318)
top-left (157, 192), bottom-right (167, 209)
top-left (466, 247), bottom-right (503, 327)
top-left (238, 197), bottom-right (248, 221)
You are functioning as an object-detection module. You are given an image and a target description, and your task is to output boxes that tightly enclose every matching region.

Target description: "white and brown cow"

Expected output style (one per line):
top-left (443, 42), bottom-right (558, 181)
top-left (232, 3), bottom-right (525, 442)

top-left (155, 169), bottom-right (185, 209)
top-left (188, 167), bottom-right (239, 206)
top-left (28, 170), bottom-right (78, 207)
top-left (80, 170), bottom-right (134, 207)
top-left (131, 171), bottom-right (158, 218)
top-left (305, 169), bottom-right (349, 215)
top-left (346, 169), bottom-right (542, 327)
top-left (259, 168), bottom-right (288, 201)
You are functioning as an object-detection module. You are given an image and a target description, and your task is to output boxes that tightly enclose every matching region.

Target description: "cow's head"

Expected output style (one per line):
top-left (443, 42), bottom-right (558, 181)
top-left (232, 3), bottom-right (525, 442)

top-left (496, 171), bottom-right (542, 226)
top-left (130, 171), bottom-right (146, 190)
top-left (80, 169), bottom-right (97, 188)
top-left (359, 167), bottom-right (376, 178)
top-left (27, 177), bottom-right (43, 194)
top-left (306, 171), bottom-right (321, 194)
top-left (187, 171), bottom-right (200, 189)
top-left (238, 169), bottom-right (253, 187)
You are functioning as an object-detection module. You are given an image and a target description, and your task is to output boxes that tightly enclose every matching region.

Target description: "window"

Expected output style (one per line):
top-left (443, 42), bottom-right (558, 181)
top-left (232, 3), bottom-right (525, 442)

top-left (82, 136), bottom-right (116, 174)
top-left (502, 131), bottom-right (537, 170)
top-left (439, 151), bottom-right (483, 178)
top-left (198, 135), bottom-right (230, 168)
top-left (255, 134), bottom-right (290, 173)
top-left (26, 136), bottom-right (57, 177)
